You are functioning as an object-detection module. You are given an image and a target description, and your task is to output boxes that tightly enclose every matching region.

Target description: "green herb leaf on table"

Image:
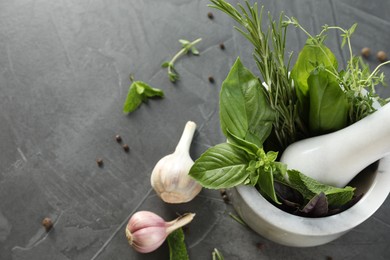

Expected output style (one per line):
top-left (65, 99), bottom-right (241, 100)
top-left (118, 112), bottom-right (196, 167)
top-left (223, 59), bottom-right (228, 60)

top-left (167, 228), bottom-right (189, 260)
top-left (123, 81), bottom-right (164, 114)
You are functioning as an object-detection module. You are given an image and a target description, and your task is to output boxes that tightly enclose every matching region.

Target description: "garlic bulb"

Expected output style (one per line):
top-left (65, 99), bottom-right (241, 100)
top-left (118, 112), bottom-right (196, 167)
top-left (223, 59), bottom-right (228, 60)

top-left (125, 211), bottom-right (195, 253)
top-left (151, 121), bottom-right (202, 203)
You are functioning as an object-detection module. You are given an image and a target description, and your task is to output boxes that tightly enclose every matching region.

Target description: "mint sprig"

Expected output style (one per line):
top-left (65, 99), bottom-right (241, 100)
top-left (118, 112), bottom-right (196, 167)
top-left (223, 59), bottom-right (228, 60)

top-left (122, 80), bottom-right (164, 114)
top-left (162, 38), bottom-right (202, 82)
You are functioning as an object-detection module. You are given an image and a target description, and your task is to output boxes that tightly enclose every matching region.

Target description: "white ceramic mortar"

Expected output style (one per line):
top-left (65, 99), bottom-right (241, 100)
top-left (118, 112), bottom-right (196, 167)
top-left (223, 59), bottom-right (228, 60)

top-left (227, 156), bottom-right (390, 247)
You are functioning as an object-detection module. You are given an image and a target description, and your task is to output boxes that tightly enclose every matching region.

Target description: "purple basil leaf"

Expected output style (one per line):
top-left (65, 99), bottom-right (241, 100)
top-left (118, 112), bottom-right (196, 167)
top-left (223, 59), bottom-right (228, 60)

top-left (274, 181), bottom-right (304, 205)
top-left (301, 192), bottom-right (328, 217)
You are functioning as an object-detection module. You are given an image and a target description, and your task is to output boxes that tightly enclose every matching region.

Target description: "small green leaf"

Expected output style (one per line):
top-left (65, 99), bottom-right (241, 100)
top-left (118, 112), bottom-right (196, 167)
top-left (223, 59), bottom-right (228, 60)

top-left (161, 61), bottom-right (170, 68)
top-left (348, 23), bottom-right (358, 36)
top-left (191, 47), bottom-right (200, 55)
top-left (189, 143), bottom-right (252, 189)
top-left (179, 39), bottom-right (190, 46)
top-left (167, 228), bottom-right (189, 260)
top-left (123, 81), bottom-right (164, 114)
top-left (341, 35), bottom-right (347, 48)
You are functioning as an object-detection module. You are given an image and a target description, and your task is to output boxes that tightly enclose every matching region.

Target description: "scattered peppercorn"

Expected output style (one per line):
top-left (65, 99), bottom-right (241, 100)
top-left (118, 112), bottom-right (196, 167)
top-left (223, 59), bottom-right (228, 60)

top-left (377, 51), bottom-right (387, 62)
top-left (115, 134), bottom-right (122, 143)
top-left (222, 194), bottom-right (230, 203)
top-left (96, 158), bottom-right (104, 167)
top-left (219, 43), bottom-right (225, 50)
top-left (42, 217), bottom-right (53, 231)
top-left (361, 47), bottom-right (371, 58)
top-left (219, 189), bottom-right (230, 203)
top-left (256, 242), bottom-right (265, 250)
top-left (123, 144), bottom-right (130, 152)
top-left (208, 76), bottom-right (215, 84)
top-left (207, 12), bottom-right (214, 20)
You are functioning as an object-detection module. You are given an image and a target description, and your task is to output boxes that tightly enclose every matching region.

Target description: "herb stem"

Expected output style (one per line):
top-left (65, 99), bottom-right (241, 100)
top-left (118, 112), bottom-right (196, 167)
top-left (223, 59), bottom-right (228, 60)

top-left (171, 38), bottom-right (202, 65)
top-left (366, 60), bottom-right (390, 83)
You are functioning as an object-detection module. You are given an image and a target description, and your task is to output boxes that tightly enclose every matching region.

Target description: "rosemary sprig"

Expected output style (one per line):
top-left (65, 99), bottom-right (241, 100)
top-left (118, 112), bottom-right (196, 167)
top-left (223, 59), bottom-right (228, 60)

top-left (209, 0), bottom-right (305, 150)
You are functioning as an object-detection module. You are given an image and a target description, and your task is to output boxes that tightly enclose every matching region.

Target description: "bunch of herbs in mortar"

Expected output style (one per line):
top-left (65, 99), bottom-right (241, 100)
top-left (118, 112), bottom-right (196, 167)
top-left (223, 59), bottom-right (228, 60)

top-left (189, 0), bottom-right (389, 217)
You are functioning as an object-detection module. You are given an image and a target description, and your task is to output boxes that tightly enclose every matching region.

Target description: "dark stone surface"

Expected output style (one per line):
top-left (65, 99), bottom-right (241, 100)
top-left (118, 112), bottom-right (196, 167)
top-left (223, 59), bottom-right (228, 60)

top-left (0, 0), bottom-right (389, 259)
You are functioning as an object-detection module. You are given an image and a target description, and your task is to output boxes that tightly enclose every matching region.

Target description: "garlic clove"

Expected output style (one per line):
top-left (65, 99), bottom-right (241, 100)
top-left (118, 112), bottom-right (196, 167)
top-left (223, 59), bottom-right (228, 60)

top-left (125, 211), bottom-right (195, 253)
top-left (127, 210), bottom-right (166, 232)
top-left (151, 121), bottom-right (202, 203)
top-left (127, 226), bottom-right (167, 253)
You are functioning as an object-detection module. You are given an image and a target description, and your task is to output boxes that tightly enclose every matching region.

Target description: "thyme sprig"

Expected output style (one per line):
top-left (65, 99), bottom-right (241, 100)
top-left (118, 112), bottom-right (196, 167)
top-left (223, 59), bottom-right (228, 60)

top-left (285, 17), bottom-right (390, 121)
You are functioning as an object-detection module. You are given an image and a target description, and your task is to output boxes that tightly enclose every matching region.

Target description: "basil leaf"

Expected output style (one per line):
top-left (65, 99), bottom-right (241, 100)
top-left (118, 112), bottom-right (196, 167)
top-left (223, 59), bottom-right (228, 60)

top-left (226, 129), bottom-right (259, 156)
top-left (257, 167), bottom-right (281, 204)
top-left (189, 143), bottom-right (252, 189)
top-left (291, 39), bottom-right (338, 120)
top-left (308, 69), bottom-right (349, 135)
top-left (287, 170), bottom-right (355, 207)
top-left (219, 57), bottom-right (275, 147)
top-left (291, 39), bottom-right (338, 98)
top-left (167, 228), bottom-right (189, 260)
top-left (300, 192), bottom-right (328, 217)
top-left (123, 81), bottom-right (164, 114)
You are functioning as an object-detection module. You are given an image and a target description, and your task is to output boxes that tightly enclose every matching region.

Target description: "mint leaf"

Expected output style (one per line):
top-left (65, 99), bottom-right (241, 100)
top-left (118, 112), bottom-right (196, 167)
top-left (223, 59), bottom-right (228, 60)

top-left (167, 228), bottom-right (189, 260)
top-left (123, 81), bottom-right (164, 114)
top-left (189, 143), bottom-right (252, 189)
top-left (287, 170), bottom-right (355, 207)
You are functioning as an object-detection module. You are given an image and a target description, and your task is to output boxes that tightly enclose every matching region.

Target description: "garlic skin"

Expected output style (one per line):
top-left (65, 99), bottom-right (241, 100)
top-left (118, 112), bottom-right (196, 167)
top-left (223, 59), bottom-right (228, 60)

top-left (151, 121), bottom-right (202, 203)
top-left (125, 211), bottom-right (195, 253)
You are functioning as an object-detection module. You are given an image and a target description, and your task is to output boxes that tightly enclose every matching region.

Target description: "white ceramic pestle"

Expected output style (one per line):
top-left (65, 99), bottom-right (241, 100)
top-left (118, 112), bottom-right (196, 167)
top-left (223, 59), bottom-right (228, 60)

top-left (280, 102), bottom-right (390, 188)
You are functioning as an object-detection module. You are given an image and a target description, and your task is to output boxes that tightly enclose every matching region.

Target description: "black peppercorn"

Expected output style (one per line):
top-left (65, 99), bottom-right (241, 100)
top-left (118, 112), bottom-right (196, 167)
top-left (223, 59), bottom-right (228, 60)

top-left (219, 43), bottom-right (225, 50)
top-left (361, 47), bottom-right (370, 58)
top-left (208, 76), bottom-right (215, 83)
top-left (96, 158), bottom-right (103, 167)
top-left (207, 12), bottom-right (214, 19)
top-left (377, 51), bottom-right (387, 62)
top-left (115, 134), bottom-right (122, 143)
top-left (123, 144), bottom-right (130, 152)
top-left (42, 217), bottom-right (53, 231)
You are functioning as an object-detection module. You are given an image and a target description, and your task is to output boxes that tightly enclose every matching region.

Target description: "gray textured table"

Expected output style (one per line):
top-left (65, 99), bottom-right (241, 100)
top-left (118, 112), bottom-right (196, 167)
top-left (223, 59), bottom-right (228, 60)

top-left (1, 0), bottom-right (389, 259)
